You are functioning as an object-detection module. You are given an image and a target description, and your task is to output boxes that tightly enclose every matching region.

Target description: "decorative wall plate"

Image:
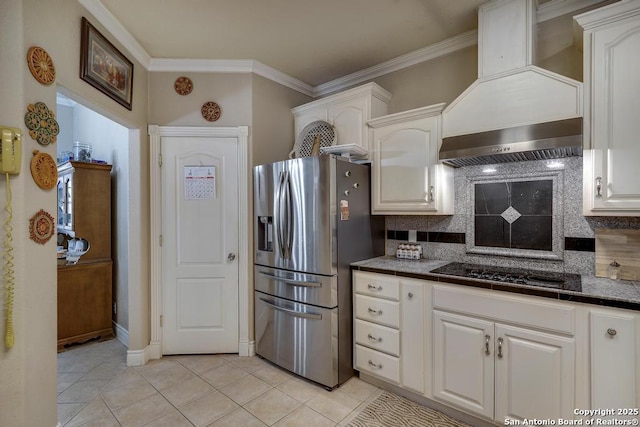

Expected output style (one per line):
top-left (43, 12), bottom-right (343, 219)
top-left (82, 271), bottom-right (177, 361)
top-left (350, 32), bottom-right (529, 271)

top-left (27, 46), bottom-right (56, 85)
top-left (29, 209), bottom-right (55, 244)
top-left (30, 150), bottom-right (58, 190)
top-left (174, 76), bottom-right (193, 95)
top-left (201, 101), bottom-right (222, 122)
top-left (24, 102), bottom-right (59, 145)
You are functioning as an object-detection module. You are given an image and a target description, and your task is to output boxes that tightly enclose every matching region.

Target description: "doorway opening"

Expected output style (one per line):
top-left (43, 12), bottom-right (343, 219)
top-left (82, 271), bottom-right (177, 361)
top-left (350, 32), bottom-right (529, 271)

top-left (55, 90), bottom-right (140, 351)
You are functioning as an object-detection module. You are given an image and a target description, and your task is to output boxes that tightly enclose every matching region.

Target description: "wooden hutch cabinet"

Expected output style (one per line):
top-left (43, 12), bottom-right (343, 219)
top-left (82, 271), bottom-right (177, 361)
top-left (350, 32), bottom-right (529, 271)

top-left (57, 161), bottom-right (113, 350)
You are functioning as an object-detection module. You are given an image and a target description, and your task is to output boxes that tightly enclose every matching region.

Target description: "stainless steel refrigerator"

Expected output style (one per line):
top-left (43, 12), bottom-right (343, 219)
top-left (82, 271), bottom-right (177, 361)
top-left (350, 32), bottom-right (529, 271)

top-left (253, 155), bottom-right (384, 389)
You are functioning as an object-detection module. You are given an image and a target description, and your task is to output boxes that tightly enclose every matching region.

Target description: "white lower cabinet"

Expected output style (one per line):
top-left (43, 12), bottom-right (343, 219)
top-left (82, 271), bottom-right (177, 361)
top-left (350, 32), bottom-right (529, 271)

top-left (353, 272), bottom-right (426, 393)
top-left (433, 310), bottom-right (495, 418)
top-left (400, 280), bottom-right (425, 394)
top-left (432, 286), bottom-right (576, 423)
top-left (494, 323), bottom-right (575, 422)
top-left (354, 271), bottom-right (640, 426)
top-left (590, 308), bottom-right (638, 410)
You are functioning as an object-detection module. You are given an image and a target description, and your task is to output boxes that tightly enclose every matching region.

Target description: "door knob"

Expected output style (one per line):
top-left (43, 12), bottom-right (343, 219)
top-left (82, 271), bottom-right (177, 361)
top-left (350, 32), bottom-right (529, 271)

top-left (227, 253), bottom-right (236, 261)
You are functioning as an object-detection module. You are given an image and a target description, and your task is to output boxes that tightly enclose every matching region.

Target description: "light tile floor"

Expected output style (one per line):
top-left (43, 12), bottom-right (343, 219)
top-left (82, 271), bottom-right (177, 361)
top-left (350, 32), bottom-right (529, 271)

top-left (57, 339), bottom-right (383, 426)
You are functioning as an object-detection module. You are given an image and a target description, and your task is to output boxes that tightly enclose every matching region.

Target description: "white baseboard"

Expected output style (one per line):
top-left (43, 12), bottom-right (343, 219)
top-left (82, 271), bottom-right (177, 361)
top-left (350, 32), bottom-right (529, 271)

top-left (126, 341), bottom-right (161, 366)
top-left (127, 339), bottom-right (254, 365)
top-left (239, 339), bottom-right (255, 357)
top-left (112, 321), bottom-right (129, 347)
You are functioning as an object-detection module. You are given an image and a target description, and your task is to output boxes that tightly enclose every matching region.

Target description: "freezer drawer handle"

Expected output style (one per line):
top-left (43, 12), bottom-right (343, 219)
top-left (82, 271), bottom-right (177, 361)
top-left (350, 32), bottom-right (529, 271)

top-left (259, 297), bottom-right (322, 320)
top-left (258, 271), bottom-right (321, 287)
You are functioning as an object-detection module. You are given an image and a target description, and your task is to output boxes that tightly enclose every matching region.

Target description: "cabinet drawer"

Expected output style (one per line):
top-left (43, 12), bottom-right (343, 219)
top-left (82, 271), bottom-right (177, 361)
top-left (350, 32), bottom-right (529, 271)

top-left (355, 344), bottom-right (399, 383)
top-left (433, 284), bottom-right (575, 335)
top-left (354, 271), bottom-right (399, 300)
top-left (355, 319), bottom-right (399, 356)
top-left (355, 294), bottom-right (400, 328)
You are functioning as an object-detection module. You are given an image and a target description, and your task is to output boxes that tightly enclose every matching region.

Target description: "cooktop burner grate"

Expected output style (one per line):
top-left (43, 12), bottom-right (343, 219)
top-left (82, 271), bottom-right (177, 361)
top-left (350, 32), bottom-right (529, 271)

top-left (430, 262), bottom-right (582, 292)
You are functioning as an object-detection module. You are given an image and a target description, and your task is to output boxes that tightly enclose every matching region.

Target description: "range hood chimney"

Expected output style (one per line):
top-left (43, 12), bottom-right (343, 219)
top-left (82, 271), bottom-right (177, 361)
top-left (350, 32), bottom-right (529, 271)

top-left (439, 0), bottom-right (583, 167)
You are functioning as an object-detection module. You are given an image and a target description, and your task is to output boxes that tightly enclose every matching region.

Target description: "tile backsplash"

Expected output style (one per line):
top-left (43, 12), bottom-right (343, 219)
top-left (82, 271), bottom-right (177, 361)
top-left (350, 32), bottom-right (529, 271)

top-left (385, 157), bottom-right (640, 274)
top-left (474, 179), bottom-right (553, 252)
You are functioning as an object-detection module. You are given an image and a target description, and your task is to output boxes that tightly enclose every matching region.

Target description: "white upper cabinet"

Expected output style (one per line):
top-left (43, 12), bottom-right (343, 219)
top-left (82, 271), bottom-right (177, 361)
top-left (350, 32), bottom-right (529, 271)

top-left (478, 0), bottom-right (534, 77)
top-left (367, 104), bottom-right (454, 215)
top-left (291, 83), bottom-right (391, 158)
top-left (577, 2), bottom-right (640, 215)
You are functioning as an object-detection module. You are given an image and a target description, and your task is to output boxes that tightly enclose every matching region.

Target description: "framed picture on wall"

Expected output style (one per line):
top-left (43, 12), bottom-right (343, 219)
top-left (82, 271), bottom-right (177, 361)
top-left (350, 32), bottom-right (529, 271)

top-left (80, 17), bottom-right (133, 110)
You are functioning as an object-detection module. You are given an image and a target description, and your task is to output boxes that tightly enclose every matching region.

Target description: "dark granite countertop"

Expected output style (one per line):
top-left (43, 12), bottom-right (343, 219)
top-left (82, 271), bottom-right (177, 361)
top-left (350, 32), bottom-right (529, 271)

top-left (351, 256), bottom-right (640, 311)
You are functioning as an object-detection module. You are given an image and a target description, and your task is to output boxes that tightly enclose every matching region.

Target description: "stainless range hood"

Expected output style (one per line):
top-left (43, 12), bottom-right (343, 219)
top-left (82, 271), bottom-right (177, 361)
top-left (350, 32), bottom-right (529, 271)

top-left (440, 0), bottom-right (584, 167)
top-left (439, 117), bottom-right (583, 167)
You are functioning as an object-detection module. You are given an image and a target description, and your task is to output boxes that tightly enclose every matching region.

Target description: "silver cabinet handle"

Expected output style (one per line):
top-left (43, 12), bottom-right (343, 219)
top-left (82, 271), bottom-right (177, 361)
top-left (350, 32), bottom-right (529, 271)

top-left (367, 284), bottom-right (382, 291)
top-left (607, 328), bottom-right (617, 337)
top-left (368, 307), bottom-right (382, 315)
top-left (497, 337), bottom-right (504, 359)
top-left (367, 334), bottom-right (382, 343)
top-left (485, 334), bottom-right (491, 355)
top-left (368, 360), bottom-right (382, 369)
top-left (408, 292), bottom-right (414, 299)
top-left (596, 177), bottom-right (602, 198)
top-left (428, 185), bottom-right (435, 203)
top-left (227, 253), bottom-right (236, 261)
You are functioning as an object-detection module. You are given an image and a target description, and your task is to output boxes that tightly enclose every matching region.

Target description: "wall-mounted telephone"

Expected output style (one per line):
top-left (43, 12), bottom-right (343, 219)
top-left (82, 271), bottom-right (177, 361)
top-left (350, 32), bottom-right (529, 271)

top-left (0, 127), bottom-right (22, 175)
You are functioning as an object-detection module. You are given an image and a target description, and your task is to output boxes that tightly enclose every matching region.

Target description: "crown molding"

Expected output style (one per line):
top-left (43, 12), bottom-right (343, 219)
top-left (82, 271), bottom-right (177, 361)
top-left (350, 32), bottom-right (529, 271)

top-left (148, 58), bottom-right (315, 97)
top-left (78, 0), bottom-right (152, 68)
top-left (79, 0), bottom-right (607, 98)
top-left (313, 30), bottom-right (479, 97)
top-left (537, 0), bottom-right (610, 23)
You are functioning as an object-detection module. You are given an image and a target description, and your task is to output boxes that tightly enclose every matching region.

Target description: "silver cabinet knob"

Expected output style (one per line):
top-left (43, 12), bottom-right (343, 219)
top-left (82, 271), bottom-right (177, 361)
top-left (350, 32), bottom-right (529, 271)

top-left (607, 328), bottom-right (617, 337)
top-left (408, 292), bottom-right (414, 299)
top-left (227, 253), bottom-right (236, 261)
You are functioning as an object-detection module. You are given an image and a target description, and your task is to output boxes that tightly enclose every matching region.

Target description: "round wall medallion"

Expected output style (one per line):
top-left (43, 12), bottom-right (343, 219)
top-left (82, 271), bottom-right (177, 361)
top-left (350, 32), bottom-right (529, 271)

top-left (201, 101), bottom-right (222, 122)
top-left (24, 102), bottom-right (59, 145)
top-left (30, 150), bottom-right (58, 190)
top-left (29, 209), bottom-right (55, 244)
top-left (27, 46), bottom-right (56, 85)
top-left (174, 76), bottom-right (193, 95)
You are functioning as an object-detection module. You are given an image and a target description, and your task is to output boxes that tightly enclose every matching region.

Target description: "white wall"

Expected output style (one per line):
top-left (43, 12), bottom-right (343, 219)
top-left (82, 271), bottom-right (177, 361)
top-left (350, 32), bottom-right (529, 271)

top-left (0, 0), bottom-right (150, 425)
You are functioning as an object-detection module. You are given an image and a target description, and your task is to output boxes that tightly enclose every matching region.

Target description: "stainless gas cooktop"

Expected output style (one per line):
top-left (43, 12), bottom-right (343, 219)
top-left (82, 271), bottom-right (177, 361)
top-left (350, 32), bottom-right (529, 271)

top-left (430, 262), bottom-right (582, 292)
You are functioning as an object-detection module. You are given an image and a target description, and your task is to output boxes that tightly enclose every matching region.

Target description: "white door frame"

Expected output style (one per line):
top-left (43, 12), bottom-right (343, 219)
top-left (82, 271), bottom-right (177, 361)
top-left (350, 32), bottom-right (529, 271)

top-left (147, 125), bottom-right (252, 362)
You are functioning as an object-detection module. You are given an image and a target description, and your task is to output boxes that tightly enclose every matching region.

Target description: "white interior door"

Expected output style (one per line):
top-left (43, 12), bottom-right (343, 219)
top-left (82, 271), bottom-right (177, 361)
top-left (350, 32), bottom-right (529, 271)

top-left (161, 135), bottom-right (239, 354)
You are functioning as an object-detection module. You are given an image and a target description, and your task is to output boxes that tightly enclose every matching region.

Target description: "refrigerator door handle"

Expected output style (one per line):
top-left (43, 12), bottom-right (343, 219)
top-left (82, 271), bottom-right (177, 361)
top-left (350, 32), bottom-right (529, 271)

top-left (275, 171), bottom-right (286, 258)
top-left (282, 170), bottom-right (293, 259)
top-left (259, 297), bottom-right (322, 320)
top-left (258, 271), bottom-right (322, 287)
